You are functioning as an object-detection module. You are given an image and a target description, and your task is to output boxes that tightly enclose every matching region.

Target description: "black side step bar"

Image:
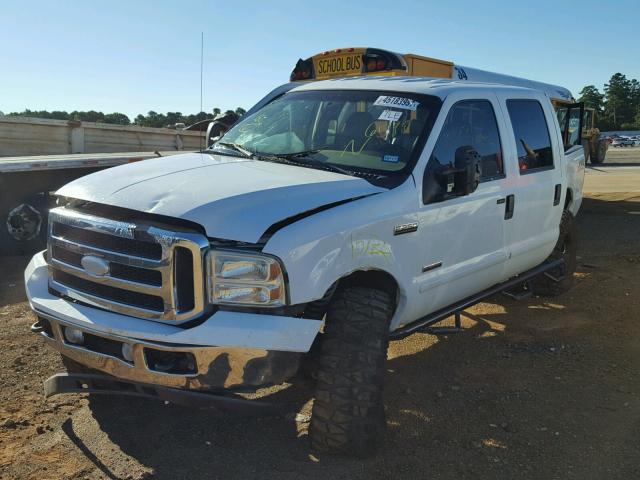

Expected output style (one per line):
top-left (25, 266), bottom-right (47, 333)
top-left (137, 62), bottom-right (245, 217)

top-left (502, 280), bottom-right (534, 301)
top-left (389, 258), bottom-right (564, 340)
top-left (44, 373), bottom-right (286, 416)
top-left (424, 310), bottom-right (462, 336)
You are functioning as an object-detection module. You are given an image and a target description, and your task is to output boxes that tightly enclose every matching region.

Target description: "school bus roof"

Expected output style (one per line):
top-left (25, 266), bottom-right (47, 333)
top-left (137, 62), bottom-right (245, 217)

top-left (290, 47), bottom-right (574, 103)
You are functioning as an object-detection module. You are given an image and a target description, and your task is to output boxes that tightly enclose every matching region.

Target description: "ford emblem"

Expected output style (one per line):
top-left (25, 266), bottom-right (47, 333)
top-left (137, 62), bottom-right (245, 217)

top-left (80, 255), bottom-right (110, 277)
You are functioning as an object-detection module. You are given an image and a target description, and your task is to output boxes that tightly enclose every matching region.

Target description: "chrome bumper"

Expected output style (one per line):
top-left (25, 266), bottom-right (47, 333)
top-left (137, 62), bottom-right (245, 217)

top-left (35, 312), bottom-right (301, 391)
top-left (25, 251), bottom-right (322, 392)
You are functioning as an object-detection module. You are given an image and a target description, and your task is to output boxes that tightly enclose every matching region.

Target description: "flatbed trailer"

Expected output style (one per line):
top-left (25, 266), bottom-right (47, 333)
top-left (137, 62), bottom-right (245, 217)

top-left (0, 151), bottom-right (187, 255)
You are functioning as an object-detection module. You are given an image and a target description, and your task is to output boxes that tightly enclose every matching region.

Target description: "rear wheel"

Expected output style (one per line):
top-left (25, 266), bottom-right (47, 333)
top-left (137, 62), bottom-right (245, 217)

top-left (308, 286), bottom-right (394, 457)
top-left (591, 140), bottom-right (607, 164)
top-left (533, 211), bottom-right (577, 296)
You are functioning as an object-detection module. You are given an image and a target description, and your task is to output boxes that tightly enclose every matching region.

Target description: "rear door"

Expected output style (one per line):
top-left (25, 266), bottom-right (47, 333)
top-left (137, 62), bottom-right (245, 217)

top-left (497, 94), bottom-right (565, 278)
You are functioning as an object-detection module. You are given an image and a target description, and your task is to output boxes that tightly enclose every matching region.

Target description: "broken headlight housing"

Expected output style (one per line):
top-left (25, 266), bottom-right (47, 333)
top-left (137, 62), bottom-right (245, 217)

top-left (205, 251), bottom-right (287, 307)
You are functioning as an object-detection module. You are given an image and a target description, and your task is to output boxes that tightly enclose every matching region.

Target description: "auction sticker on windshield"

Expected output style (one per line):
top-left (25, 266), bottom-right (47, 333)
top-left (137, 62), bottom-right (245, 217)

top-left (378, 110), bottom-right (403, 122)
top-left (374, 96), bottom-right (420, 111)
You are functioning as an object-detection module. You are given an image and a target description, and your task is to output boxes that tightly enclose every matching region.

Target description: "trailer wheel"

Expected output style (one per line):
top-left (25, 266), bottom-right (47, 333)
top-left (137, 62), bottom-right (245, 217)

top-left (0, 196), bottom-right (49, 256)
top-left (0, 175), bottom-right (52, 256)
top-left (533, 211), bottom-right (577, 296)
top-left (308, 286), bottom-right (394, 457)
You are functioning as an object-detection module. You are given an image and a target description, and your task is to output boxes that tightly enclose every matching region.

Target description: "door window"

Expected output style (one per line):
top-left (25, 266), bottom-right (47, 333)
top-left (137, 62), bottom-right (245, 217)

top-left (555, 103), bottom-right (584, 151)
top-left (506, 100), bottom-right (554, 172)
top-left (423, 100), bottom-right (503, 204)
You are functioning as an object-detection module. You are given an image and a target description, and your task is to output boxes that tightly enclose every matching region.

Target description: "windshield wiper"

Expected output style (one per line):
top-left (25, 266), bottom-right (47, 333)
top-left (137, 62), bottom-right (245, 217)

top-left (258, 151), bottom-right (356, 177)
top-left (214, 142), bottom-right (254, 158)
top-left (289, 157), bottom-right (355, 177)
top-left (274, 149), bottom-right (321, 159)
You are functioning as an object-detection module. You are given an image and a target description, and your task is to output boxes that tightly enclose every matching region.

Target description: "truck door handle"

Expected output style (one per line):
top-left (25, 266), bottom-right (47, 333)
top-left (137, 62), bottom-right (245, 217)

top-left (553, 184), bottom-right (562, 206)
top-left (504, 194), bottom-right (515, 220)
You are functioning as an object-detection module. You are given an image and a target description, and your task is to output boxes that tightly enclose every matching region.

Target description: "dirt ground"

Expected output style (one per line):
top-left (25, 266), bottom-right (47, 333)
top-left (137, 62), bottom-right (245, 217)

top-left (1, 188), bottom-right (639, 479)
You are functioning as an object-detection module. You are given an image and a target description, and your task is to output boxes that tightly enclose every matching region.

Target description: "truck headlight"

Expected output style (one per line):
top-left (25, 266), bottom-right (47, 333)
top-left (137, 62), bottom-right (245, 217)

top-left (206, 251), bottom-right (287, 306)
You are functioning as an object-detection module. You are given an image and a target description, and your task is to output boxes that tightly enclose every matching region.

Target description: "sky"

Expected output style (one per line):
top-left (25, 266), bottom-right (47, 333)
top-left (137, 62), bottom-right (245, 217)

top-left (1, 0), bottom-right (639, 120)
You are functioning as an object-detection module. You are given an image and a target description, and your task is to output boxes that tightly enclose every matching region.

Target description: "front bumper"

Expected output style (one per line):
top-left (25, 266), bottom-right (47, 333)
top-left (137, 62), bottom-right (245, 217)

top-left (25, 251), bottom-right (322, 391)
top-left (44, 373), bottom-right (287, 415)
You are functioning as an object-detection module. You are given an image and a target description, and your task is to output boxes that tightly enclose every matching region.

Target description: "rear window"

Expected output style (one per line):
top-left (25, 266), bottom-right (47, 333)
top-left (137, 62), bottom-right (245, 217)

top-left (506, 100), bottom-right (554, 172)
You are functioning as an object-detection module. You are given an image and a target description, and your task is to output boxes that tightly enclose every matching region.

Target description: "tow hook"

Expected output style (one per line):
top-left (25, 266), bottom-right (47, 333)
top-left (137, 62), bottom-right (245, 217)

top-left (30, 319), bottom-right (46, 333)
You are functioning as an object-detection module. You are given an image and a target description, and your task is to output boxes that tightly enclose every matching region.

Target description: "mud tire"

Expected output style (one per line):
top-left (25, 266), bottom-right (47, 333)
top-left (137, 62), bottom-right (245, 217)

top-left (308, 286), bottom-right (394, 457)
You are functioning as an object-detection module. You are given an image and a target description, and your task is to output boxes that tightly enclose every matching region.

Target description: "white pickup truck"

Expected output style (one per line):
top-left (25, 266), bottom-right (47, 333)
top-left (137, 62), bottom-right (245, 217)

top-left (25, 73), bottom-right (585, 456)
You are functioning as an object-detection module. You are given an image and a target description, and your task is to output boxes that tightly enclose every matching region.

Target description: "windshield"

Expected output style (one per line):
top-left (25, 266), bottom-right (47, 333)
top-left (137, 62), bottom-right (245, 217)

top-left (213, 89), bottom-right (441, 177)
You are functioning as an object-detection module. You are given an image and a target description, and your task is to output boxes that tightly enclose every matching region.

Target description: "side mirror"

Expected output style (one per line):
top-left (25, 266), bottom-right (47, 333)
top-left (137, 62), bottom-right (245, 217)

top-left (205, 121), bottom-right (216, 148)
top-left (453, 145), bottom-right (481, 196)
top-left (206, 120), bottom-right (232, 149)
top-left (435, 145), bottom-right (481, 198)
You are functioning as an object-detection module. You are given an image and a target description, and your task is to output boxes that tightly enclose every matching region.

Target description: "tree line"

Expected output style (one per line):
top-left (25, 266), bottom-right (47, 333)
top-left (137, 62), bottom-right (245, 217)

top-left (5, 107), bottom-right (247, 128)
top-left (579, 73), bottom-right (640, 131)
top-left (6, 72), bottom-right (640, 131)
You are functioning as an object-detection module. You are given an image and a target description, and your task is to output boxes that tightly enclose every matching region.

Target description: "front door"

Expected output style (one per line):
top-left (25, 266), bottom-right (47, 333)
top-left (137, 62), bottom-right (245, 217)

top-left (414, 95), bottom-right (510, 317)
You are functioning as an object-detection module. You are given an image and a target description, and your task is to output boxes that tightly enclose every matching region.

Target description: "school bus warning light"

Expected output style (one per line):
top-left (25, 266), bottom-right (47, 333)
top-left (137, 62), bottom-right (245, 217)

top-left (290, 47), bottom-right (454, 82)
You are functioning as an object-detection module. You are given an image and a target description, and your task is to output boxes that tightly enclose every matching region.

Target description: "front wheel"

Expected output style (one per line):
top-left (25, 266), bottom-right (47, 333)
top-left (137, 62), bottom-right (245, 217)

top-left (533, 211), bottom-right (577, 296)
top-left (308, 286), bottom-right (394, 457)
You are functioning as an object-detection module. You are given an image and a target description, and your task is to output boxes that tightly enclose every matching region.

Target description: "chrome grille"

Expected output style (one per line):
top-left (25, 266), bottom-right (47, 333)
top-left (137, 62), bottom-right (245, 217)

top-left (47, 207), bottom-right (209, 323)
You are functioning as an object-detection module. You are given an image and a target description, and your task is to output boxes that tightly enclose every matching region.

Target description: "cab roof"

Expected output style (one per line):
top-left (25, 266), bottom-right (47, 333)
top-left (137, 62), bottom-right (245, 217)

top-left (290, 76), bottom-right (554, 100)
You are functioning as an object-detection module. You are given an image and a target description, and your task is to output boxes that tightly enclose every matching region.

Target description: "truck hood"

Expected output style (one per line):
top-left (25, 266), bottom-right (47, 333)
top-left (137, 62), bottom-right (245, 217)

top-left (57, 152), bottom-right (385, 243)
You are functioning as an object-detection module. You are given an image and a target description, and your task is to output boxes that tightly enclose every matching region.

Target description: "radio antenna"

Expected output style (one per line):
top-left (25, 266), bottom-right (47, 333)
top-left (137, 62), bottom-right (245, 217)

top-left (199, 31), bottom-right (204, 150)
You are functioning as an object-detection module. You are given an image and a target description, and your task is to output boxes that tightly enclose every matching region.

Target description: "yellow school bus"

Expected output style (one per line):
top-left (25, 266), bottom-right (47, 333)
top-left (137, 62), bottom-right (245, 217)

top-left (290, 47), bottom-right (454, 82)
